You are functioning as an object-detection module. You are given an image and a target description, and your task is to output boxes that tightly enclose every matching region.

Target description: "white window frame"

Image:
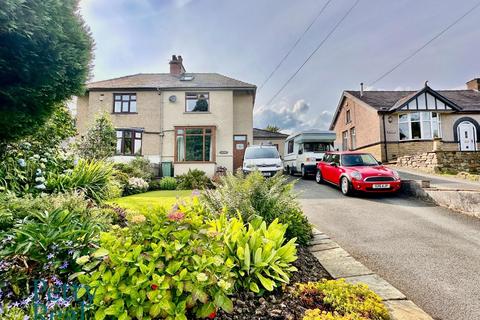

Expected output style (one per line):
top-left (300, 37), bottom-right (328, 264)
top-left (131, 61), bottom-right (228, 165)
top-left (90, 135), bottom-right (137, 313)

top-left (398, 112), bottom-right (442, 141)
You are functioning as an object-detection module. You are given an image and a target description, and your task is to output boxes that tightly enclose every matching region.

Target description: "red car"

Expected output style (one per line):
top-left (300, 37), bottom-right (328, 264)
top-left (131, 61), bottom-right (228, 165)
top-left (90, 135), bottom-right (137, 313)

top-left (315, 151), bottom-right (401, 196)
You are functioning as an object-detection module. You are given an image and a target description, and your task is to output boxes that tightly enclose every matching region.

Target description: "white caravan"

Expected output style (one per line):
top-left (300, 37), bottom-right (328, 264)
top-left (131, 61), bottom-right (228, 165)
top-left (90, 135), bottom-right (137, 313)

top-left (283, 130), bottom-right (336, 178)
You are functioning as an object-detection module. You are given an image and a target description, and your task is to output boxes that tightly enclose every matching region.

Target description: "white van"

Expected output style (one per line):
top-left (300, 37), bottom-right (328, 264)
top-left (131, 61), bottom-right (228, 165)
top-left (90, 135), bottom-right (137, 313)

top-left (243, 145), bottom-right (283, 177)
top-left (283, 130), bottom-right (336, 178)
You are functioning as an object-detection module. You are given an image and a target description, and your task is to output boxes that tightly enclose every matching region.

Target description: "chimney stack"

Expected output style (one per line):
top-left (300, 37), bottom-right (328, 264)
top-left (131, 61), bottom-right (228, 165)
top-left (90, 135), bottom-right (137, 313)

top-left (169, 55), bottom-right (186, 75)
top-left (466, 78), bottom-right (480, 91)
top-left (360, 82), bottom-right (364, 96)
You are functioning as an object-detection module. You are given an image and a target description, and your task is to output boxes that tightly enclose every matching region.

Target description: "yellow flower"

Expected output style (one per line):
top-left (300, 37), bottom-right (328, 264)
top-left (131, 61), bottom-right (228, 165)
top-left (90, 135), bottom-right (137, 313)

top-left (131, 214), bottom-right (146, 224)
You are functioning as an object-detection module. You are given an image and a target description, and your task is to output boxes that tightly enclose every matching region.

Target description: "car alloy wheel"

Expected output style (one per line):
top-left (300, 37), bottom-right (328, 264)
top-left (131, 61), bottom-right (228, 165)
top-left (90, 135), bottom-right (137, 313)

top-left (315, 170), bottom-right (323, 184)
top-left (341, 177), bottom-right (352, 196)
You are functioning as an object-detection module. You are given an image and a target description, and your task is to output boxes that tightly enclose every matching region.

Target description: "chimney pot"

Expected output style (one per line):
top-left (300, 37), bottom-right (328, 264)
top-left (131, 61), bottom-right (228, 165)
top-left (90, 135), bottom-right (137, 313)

top-left (169, 54), bottom-right (186, 75)
top-left (466, 78), bottom-right (480, 91)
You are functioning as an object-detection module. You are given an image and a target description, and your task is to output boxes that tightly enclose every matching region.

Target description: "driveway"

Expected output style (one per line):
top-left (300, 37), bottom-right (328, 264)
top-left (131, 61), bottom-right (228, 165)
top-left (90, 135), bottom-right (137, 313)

top-left (294, 178), bottom-right (480, 320)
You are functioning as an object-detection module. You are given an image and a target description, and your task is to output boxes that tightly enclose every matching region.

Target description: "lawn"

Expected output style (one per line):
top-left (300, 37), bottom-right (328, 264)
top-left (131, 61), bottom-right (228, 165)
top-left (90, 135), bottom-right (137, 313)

top-left (108, 190), bottom-right (193, 212)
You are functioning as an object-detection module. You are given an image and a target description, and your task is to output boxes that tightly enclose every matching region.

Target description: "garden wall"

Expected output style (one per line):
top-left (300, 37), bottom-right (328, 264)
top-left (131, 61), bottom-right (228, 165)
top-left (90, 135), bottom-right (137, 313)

top-left (396, 151), bottom-right (480, 174)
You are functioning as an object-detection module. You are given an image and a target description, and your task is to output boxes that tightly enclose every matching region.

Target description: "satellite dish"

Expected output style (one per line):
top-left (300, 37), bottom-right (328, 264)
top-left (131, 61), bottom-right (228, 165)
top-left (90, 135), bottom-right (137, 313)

top-left (169, 95), bottom-right (177, 103)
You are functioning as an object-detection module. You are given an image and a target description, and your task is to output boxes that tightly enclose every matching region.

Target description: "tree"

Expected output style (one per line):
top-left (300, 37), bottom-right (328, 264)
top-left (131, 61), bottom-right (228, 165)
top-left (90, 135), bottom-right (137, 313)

top-left (0, 0), bottom-right (93, 143)
top-left (77, 113), bottom-right (116, 160)
top-left (265, 125), bottom-right (281, 133)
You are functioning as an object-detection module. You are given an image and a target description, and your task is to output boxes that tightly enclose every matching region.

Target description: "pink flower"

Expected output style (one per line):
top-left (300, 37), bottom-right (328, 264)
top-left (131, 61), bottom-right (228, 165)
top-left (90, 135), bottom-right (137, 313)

top-left (167, 211), bottom-right (185, 221)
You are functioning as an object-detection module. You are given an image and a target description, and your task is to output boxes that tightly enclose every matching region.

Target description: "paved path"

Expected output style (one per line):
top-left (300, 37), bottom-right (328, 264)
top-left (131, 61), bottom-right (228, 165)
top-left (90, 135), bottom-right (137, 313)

top-left (392, 166), bottom-right (480, 191)
top-left (294, 178), bottom-right (480, 320)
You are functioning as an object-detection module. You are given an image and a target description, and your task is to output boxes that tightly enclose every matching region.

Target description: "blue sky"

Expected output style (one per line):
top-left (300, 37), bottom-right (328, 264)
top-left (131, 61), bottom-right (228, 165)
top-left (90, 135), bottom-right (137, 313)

top-left (79, 0), bottom-right (480, 132)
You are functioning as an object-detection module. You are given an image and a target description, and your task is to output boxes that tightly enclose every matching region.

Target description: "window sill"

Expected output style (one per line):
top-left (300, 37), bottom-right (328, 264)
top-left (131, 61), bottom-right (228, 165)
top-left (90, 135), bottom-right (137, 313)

top-left (398, 138), bottom-right (440, 142)
top-left (183, 112), bottom-right (211, 114)
top-left (112, 112), bottom-right (138, 115)
top-left (114, 154), bottom-right (142, 156)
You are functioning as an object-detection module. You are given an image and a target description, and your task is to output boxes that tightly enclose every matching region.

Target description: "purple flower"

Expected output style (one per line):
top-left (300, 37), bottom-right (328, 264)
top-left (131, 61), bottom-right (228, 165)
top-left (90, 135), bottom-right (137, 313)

top-left (192, 189), bottom-right (201, 196)
top-left (47, 253), bottom-right (54, 260)
top-left (60, 261), bottom-right (69, 270)
top-left (65, 240), bottom-right (73, 246)
top-left (67, 249), bottom-right (75, 255)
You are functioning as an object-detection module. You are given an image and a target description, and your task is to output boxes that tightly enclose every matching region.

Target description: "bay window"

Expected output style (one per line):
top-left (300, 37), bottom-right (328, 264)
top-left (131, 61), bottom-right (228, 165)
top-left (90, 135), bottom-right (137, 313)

top-left (398, 112), bottom-right (441, 140)
top-left (175, 127), bottom-right (215, 162)
top-left (116, 129), bottom-right (142, 155)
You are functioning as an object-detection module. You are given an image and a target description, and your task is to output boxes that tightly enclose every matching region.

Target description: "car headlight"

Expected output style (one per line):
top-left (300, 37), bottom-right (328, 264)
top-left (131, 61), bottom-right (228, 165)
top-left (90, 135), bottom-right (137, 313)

top-left (305, 157), bottom-right (316, 163)
top-left (244, 164), bottom-right (255, 169)
top-left (391, 170), bottom-right (400, 180)
top-left (350, 171), bottom-right (362, 180)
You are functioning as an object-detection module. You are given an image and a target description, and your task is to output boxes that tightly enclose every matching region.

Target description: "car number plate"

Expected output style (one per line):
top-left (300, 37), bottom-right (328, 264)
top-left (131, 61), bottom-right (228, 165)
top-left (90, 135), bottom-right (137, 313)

top-left (372, 184), bottom-right (390, 189)
top-left (262, 172), bottom-right (271, 177)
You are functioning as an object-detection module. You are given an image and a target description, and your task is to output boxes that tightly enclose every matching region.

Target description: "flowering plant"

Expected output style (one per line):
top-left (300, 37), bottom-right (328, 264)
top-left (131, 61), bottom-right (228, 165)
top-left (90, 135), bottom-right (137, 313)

top-left (124, 176), bottom-right (149, 195)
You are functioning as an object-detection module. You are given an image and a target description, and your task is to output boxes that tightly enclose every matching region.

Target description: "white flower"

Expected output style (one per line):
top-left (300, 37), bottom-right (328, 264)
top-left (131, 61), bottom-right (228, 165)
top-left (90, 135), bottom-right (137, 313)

top-left (40, 158), bottom-right (48, 163)
top-left (35, 177), bottom-right (45, 183)
top-left (34, 184), bottom-right (46, 190)
top-left (127, 177), bottom-right (148, 190)
top-left (196, 273), bottom-right (208, 282)
top-left (17, 159), bottom-right (26, 167)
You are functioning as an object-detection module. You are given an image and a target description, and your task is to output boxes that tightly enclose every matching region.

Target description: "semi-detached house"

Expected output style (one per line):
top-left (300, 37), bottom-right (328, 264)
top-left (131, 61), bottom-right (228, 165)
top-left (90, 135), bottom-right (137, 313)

top-left (76, 55), bottom-right (256, 176)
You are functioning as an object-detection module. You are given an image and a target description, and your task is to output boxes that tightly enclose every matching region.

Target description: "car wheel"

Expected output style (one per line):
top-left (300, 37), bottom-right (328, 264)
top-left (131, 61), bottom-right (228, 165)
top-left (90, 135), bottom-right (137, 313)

top-left (340, 176), bottom-right (353, 196)
top-left (315, 169), bottom-right (323, 184)
top-left (289, 166), bottom-right (295, 176)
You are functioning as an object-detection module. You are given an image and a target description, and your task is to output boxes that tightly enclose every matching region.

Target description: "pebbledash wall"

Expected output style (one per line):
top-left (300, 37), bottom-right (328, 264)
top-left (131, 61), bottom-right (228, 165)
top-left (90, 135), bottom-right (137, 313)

top-left (397, 150), bottom-right (480, 174)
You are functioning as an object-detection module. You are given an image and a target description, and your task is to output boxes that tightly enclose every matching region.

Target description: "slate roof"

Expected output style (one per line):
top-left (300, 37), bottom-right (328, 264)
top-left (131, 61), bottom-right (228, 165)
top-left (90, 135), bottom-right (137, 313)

top-left (87, 73), bottom-right (256, 90)
top-left (253, 128), bottom-right (289, 139)
top-left (346, 89), bottom-right (480, 111)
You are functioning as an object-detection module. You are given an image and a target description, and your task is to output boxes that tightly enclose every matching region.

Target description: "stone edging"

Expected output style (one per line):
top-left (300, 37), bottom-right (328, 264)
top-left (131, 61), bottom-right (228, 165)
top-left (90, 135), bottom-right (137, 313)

top-left (309, 228), bottom-right (433, 320)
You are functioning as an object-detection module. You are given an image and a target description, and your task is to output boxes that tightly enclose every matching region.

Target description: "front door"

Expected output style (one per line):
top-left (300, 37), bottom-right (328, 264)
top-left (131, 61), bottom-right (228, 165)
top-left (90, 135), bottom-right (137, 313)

top-left (233, 135), bottom-right (247, 171)
top-left (458, 121), bottom-right (476, 151)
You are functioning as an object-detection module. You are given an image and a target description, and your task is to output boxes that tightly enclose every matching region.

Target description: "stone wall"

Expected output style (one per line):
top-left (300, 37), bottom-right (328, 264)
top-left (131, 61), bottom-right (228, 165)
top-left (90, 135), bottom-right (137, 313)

top-left (397, 151), bottom-right (480, 174)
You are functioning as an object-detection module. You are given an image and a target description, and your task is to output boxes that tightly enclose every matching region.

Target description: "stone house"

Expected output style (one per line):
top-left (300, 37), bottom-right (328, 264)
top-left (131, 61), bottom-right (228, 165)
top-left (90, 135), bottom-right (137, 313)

top-left (253, 128), bottom-right (288, 156)
top-left (329, 79), bottom-right (480, 162)
top-left (76, 55), bottom-right (256, 176)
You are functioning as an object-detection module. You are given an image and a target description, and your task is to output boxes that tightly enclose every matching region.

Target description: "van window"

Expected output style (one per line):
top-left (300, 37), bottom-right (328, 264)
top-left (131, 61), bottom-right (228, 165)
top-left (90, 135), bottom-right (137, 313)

top-left (287, 140), bottom-right (294, 154)
top-left (323, 154), bottom-right (331, 162)
top-left (245, 148), bottom-right (280, 159)
top-left (304, 142), bottom-right (329, 152)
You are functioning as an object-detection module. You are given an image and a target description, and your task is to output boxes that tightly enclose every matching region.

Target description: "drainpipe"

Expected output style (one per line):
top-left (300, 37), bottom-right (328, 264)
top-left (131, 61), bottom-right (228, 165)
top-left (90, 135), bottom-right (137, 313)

top-left (157, 88), bottom-right (163, 171)
top-left (382, 114), bottom-right (388, 162)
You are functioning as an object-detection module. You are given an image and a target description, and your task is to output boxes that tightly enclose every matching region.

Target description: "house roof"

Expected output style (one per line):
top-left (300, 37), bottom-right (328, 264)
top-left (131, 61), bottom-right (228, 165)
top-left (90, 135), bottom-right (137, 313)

top-left (346, 89), bottom-right (480, 111)
top-left (330, 87), bottom-right (480, 129)
top-left (253, 128), bottom-right (289, 139)
top-left (87, 73), bottom-right (257, 91)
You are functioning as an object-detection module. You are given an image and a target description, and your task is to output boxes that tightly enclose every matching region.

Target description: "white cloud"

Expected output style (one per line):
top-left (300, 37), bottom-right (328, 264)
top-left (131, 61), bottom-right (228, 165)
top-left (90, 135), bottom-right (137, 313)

top-left (173, 0), bottom-right (194, 8)
top-left (254, 99), bottom-right (333, 133)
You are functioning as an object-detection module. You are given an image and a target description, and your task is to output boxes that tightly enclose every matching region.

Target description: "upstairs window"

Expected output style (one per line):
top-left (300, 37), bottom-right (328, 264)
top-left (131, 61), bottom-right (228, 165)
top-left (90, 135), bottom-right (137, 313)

top-left (185, 93), bottom-right (209, 112)
top-left (116, 129), bottom-right (142, 155)
top-left (350, 127), bottom-right (356, 150)
top-left (114, 94), bottom-right (137, 113)
top-left (346, 110), bottom-right (351, 124)
top-left (399, 112), bottom-right (441, 140)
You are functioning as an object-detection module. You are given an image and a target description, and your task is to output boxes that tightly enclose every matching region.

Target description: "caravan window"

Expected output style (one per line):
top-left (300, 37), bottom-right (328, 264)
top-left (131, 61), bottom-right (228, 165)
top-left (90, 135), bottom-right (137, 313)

top-left (287, 140), bottom-right (294, 154)
top-left (304, 142), bottom-right (329, 152)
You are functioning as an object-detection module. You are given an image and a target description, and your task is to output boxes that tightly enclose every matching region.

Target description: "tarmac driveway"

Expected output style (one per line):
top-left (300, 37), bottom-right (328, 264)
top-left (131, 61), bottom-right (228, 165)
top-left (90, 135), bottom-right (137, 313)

top-left (294, 178), bottom-right (480, 320)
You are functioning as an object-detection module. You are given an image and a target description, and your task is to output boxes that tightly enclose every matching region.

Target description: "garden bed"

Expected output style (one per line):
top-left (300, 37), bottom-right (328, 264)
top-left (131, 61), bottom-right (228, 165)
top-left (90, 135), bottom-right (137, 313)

top-left (217, 246), bottom-right (332, 320)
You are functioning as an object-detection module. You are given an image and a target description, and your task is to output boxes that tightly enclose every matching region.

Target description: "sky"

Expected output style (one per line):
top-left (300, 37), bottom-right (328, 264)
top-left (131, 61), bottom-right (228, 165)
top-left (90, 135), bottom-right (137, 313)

top-left (79, 0), bottom-right (480, 133)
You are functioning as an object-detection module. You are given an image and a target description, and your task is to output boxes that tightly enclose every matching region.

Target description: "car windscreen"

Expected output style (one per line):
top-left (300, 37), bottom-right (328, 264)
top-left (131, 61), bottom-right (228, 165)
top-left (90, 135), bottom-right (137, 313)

top-left (244, 148), bottom-right (279, 159)
top-left (341, 154), bottom-right (378, 166)
top-left (304, 142), bottom-right (330, 152)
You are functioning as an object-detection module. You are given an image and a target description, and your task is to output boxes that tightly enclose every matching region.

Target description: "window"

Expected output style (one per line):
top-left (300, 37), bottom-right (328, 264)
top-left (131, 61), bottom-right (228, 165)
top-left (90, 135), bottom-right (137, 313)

top-left (113, 94), bottom-right (137, 113)
top-left (350, 128), bottom-right (356, 150)
top-left (185, 93), bottom-right (209, 112)
top-left (398, 112), bottom-right (441, 140)
top-left (287, 140), bottom-right (294, 154)
top-left (346, 110), bottom-right (351, 124)
top-left (330, 154), bottom-right (340, 165)
top-left (116, 129), bottom-right (142, 155)
top-left (175, 127), bottom-right (215, 162)
top-left (304, 142), bottom-right (330, 152)
top-left (341, 154), bottom-right (378, 167)
top-left (342, 131), bottom-right (348, 151)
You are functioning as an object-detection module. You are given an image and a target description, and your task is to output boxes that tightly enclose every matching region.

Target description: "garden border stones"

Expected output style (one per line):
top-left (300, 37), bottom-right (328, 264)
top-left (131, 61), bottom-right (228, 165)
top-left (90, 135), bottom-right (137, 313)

top-left (309, 228), bottom-right (433, 320)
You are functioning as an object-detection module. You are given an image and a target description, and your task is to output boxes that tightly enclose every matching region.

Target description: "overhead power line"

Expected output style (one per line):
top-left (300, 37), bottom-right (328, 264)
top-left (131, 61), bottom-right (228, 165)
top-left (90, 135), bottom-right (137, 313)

top-left (264, 0), bottom-right (361, 107)
top-left (369, 0), bottom-right (480, 87)
top-left (258, 0), bottom-right (332, 90)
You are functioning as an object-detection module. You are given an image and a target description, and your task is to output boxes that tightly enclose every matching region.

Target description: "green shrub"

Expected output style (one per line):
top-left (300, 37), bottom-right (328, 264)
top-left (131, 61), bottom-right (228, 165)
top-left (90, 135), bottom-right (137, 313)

top-left (176, 169), bottom-right (212, 190)
top-left (203, 171), bottom-right (312, 245)
top-left (0, 192), bottom-right (109, 302)
top-left (297, 280), bottom-right (390, 320)
top-left (78, 205), bottom-right (235, 319)
top-left (159, 176), bottom-right (178, 190)
top-left (210, 213), bottom-right (297, 294)
top-left (76, 112), bottom-right (116, 160)
top-left (0, 303), bottom-right (28, 319)
top-left (114, 157), bottom-right (154, 181)
top-left (47, 159), bottom-right (115, 202)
